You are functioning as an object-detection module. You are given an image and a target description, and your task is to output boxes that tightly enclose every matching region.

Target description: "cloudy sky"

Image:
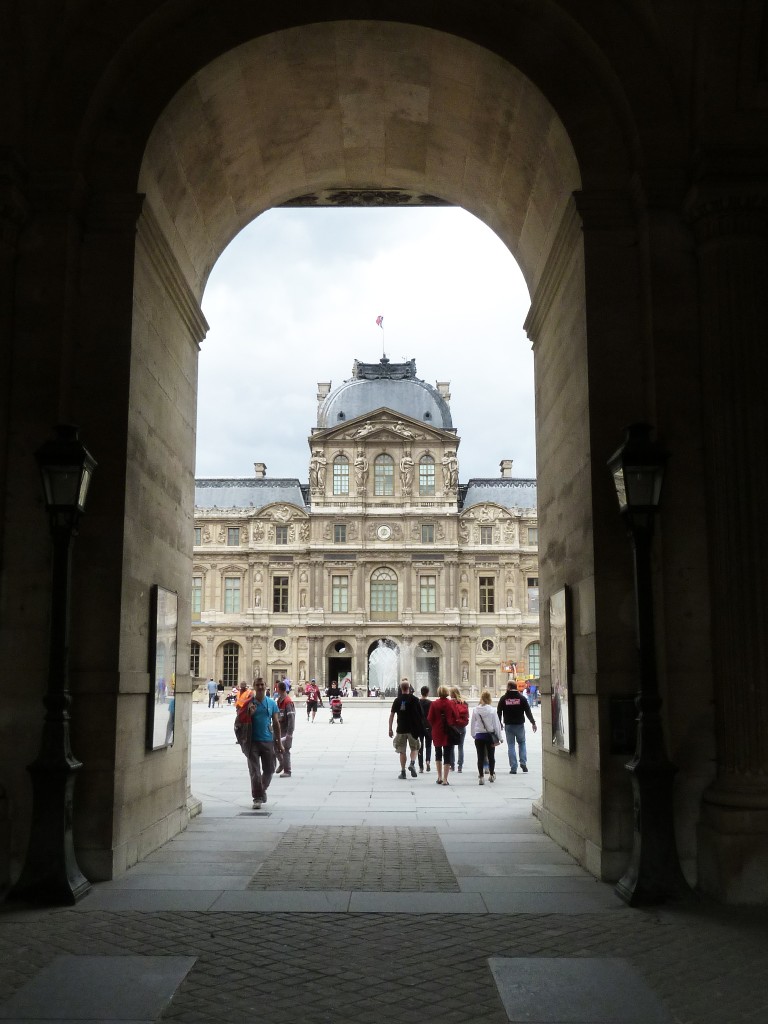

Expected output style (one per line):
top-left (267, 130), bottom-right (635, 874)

top-left (196, 206), bottom-right (536, 483)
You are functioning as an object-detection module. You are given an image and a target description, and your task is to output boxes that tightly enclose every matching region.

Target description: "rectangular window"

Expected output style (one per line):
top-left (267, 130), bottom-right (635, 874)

top-left (481, 669), bottom-right (496, 692)
top-left (479, 576), bottom-right (495, 613)
top-left (227, 527), bottom-right (240, 546)
top-left (419, 459), bottom-right (435, 495)
top-left (420, 575), bottom-right (436, 613)
top-left (190, 643), bottom-right (200, 677)
top-left (374, 457), bottom-right (394, 495)
top-left (480, 526), bottom-right (493, 545)
top-left (224, 576), bottom-right (241, 613)
top-left (194, 527), bottom-right (202, 546)
top-left (421, 523), bottom-right (435, 544)
top-left (333, 458), bottom-right (350, 495)
top-left (527, 527), bottom-right (538, 545)
top-left (275, 525), bottom-right (289, 545)
top-left (527, 577), bottom-right (539, 613)
top-left (273, 575), bottom-right (289, 613)
top-left (334, 523), bottom-right (347, 543)
top-left (332, 575), bottom-right (349, 612)
top-left (192, 576), bottom-right (202, 621)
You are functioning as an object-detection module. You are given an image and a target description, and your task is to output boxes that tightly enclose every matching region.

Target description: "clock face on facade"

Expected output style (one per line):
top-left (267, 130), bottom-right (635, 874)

top-left (376, 524), bottom-right (392, 541)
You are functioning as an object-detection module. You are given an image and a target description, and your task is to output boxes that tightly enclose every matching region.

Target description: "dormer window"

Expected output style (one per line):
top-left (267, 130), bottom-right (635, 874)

top-left (337, 412), bottom-right (345, 420)
top-left (424, 411), bottom-right (431, 420)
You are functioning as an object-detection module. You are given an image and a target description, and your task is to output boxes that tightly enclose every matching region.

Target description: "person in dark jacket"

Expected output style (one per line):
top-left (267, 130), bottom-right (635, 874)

top-left (497, 681), bottom-right (538, 774)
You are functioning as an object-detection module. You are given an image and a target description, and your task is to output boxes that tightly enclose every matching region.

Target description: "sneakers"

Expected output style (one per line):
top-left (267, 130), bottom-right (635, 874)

top-left (426, 763), bottom-right (431, 772)
top-left (261, 792), bottom-right (267, 803)
top-left (398, 769), bottom-right (407, 779)
top-left (419, 766), bottom-right (424, 773)
top-left (279, 772), bottom-right (291, 778)
top-left (478, 777), bottom-right (484, 785)
top-left (510, 769), bottom-right (517, 774)
top-left (409, 762), bottom-right (417, 778)
top-left (521, 764), bottom-right (529, 773)
top-left (489, 773), bottom-right (496, 783)
top-left (252, 799), bottom-right (262, 809)
top-left (457, 766), bottom-right (463, 773)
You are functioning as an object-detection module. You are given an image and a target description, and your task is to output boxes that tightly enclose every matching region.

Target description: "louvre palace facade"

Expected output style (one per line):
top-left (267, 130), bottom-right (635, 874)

top-left (191, 359), bottom-right (540, 695)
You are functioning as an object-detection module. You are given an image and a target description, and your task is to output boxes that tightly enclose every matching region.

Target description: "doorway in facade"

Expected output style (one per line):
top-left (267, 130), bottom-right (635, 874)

top-left (367, 639), bottom-right (399, 697)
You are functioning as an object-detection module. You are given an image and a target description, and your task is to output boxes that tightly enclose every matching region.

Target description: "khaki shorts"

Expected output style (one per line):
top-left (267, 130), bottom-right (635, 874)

top-left (393, 732), bottom-right (420, 754)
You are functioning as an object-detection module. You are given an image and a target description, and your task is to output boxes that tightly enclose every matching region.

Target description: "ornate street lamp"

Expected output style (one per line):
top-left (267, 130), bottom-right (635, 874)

top-left (7, 425), bottom-right (96, 904)
top-left (608, 423), bottom-right (690, 905)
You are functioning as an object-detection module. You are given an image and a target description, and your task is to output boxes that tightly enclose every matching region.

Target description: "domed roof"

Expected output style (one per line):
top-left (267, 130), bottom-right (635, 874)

top-left (318, 358), bottom-right (453, 429)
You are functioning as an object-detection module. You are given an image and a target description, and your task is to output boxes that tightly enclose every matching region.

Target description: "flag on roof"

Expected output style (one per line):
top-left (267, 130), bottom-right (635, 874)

top-left (375, 315), bottom-right (383, 328)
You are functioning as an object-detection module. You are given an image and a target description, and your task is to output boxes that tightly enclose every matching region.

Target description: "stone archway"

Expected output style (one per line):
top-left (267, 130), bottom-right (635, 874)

top-left (7, 10), bottom-right (706, 894)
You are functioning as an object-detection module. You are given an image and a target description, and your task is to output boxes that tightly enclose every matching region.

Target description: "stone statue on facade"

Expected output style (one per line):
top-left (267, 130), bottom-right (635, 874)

top-left (308, 449), bottom-right (327, 490)
top-left (442, 450), bottom-right (458, 492)
top-left (400, 449), bottom-right (414, 495)
top-left (354, 448), bottom-right (369, 491)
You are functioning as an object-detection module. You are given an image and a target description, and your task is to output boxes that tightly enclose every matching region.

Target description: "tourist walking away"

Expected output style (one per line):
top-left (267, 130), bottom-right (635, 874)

top-left (241, 677), bottom-right (282, 809)
top-left (470, 691), bottom-right (503, 784)
top-left (427, 685), bottom-right (460, 786)
top-left (417, 685), bottom-right (433, 773)
top-left (449, 686), bottom-right (470, 772)
top-left (497, 680), bottom-right (537, 773)
top-left (233, 681), bottom-right (253, 751)
top-left (388, 678), bottom-right (424, 778)
top-left (305, 678), bottom-right (321, 721)
top-left (216, 679), bottom-right (225, 706)
top-left (275, 680), bottom-right (295, 777)
top-left (206, 677), bottom-right (217, 709)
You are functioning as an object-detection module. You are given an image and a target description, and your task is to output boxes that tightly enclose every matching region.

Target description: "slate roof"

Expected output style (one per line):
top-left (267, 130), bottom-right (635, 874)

top-left (461, 478), bottom-right (537, 511)
top-left (194, 479), bottom-right (307, 510)
top-left (318, 357), bottom-right (453, 429)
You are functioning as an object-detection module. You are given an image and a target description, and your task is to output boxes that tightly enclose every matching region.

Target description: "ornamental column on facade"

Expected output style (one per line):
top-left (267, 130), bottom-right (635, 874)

top-left (688, 174), bottom-right (768, 902)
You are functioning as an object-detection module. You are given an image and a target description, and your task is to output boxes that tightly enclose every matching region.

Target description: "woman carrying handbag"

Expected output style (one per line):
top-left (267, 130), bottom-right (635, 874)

top-left (470, 690), bottom-right (503, 785)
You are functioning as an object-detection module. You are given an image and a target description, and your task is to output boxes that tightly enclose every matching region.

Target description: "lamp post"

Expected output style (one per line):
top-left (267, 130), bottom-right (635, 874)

top-left (7, 424), bottom-right (96, 905)
top-left (607, 423), bottom-right (690, 906)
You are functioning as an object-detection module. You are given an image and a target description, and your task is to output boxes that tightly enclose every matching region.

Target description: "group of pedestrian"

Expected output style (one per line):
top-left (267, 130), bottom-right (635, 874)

top-left (389, 679), bottom-right (538, 785)
top-left (234, 677), bottom-right (295, 809)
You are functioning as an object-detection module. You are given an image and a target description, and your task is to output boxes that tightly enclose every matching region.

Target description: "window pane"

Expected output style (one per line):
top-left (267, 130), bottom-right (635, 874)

top-left (480, 526), bottom-right (493, 545)
top-left (479, 576), bottom-right (495, 613)
top-left (223, 642), bottom-right (239, 686)
top-left (334, 524), bottom-right (346, 543)
top-left (332, 575), bottom-right (349, 612)
top-left (224, 576), bottom-right (241, 613)
top-left (333, 456), bottom-right (350, 495)
top-left (194, 527), bottom-right (201, 545)
top-left (190, 642), bottom-right (200, 677)
top-left (527, 642), bottom-right (540, 677)
top-left (192, 576), bottom-right (202, 614)
top-left (374, 455), bottom-right (394, 495)
top-left (276, 525), bottom-right (289, 544)
top-left (421, 523), bottom-right (434, 543)
top-left (527, 527), bottom-right (538, 544)
top-left (420, 575), bottom-right (436, 613)
top-left (527, 577), bottom-right (539, 613)
top-left (273, 575), bottom-right (289, 612)
top-left (371, 567), bottom-right (398, 615)
top-left (419, 456), bottom-right (435, 495)
top-left (227, 527), bottom-right (240, 546)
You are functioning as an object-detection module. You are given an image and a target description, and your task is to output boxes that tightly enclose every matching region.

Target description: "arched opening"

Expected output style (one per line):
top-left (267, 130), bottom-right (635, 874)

top-left (367, 638), bottom-right (400, 696)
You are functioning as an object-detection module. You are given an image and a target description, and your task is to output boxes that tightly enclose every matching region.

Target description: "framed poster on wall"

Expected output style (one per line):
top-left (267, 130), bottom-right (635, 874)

top-left (549, 585), bottom-right (574, 751)
top-left (147, 584), bottom-right (178, 750)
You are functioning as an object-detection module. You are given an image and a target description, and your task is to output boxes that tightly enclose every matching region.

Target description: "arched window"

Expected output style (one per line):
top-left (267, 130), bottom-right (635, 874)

top-left (190, 641), bottom-right (201, 678)
top-left (373, 454), bottom-right (394, 495)
top-left (333, 455), bottom-right (349, 495)
top-left (222, 641), bottom-right (239, 686)
top-left (370, 567), bottom-right (398, 619)
top-left (419, 455), bottom-right (435, 495)
top-left (526, 642), bottom-right (540, 679)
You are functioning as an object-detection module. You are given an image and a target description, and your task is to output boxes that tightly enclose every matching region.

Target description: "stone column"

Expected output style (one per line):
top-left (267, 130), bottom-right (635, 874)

top-left (688, 178), bottom-right (768, 902)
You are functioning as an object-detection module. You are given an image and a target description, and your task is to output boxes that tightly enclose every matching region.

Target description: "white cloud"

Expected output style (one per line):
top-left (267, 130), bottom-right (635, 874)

top-left (197, 207), bottom-right (535, 481)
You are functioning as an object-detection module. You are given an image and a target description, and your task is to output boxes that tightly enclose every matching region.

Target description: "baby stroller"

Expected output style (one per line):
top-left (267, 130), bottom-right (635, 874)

top-left (329, 696), bottom-right (343, 724)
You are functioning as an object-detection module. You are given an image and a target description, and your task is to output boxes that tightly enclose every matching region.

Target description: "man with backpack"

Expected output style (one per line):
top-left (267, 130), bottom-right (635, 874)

top-left (388, 677), bottom-right (425, 779)
top-left (497, 680), bottom-right (538, 773)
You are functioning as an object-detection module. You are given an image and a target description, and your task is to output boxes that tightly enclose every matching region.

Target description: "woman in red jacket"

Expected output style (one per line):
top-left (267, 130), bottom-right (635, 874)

top-left (427, 685), bottom-right (459, 786)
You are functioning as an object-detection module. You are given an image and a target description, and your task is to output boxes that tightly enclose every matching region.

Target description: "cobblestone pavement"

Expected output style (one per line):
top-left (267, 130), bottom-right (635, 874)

top-left (247, 825), bottom-right (459, 891)
top-left (0, 903), bottom-right (767, 1023)
top-left (1, 704), bottom-right (766, 1023)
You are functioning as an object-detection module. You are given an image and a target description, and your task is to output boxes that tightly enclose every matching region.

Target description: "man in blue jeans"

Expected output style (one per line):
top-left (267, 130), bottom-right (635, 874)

top-left (496, 681), bottom-right (538, 773)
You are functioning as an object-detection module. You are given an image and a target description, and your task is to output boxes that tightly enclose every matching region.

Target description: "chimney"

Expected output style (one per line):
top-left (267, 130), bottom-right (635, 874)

top-left (254, 463), bottom-right (267, 479)
top-left (436, 381), bottom-right (451, 405)
top-left (500, 459), bottom-right (513, 479)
